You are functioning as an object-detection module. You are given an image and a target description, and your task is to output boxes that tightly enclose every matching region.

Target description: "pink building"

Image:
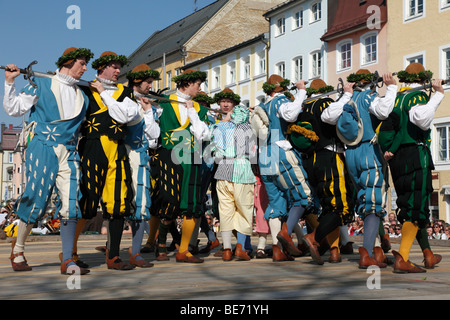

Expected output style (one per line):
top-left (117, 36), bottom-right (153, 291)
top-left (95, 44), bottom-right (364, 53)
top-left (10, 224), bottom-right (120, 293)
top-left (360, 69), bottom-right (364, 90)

top-left (1, 124), bottom-right (22, 202)
top-left (321, 0), bottom-right (389, 95)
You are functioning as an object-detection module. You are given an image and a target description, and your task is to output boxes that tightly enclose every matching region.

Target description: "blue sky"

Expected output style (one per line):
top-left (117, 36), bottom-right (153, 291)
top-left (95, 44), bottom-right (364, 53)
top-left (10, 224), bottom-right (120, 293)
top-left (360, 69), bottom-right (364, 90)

top-left (0, 0), bottom-right (216, 127)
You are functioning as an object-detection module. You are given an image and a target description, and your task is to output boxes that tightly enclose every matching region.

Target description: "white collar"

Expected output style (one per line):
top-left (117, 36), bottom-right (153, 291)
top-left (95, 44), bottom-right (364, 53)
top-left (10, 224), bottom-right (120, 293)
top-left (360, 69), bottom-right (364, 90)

top-left (56, 70), bottom-right (78, 86)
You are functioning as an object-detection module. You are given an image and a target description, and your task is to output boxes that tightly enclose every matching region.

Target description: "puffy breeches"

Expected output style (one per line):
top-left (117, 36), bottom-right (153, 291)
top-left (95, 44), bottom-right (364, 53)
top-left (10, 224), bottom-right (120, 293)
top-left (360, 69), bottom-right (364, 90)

top-left (16, 140), bottom-right (81, 224)
top-left (345, 142), bottom-right (387, 218)
top-left (126, 146), bottom-right (151, 221)
top-left (389, 144), bottom-right (433, 228)
top-left (80, 136), bottom-right (132, 219)
top-left (216, 180), bottom-right (254, 235)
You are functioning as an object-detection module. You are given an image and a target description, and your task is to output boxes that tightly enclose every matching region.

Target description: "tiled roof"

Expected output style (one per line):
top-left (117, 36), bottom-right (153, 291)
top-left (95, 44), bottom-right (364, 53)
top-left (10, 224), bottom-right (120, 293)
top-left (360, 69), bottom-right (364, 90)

top-left (321, 0), bottom-right (387, 41)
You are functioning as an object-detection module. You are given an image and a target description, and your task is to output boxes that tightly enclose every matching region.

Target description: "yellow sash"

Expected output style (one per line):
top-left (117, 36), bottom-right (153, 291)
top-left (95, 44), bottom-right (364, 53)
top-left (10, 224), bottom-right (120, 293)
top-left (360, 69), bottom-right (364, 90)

top-left (91, 82), bottom-right (125, 115)
top-left (170, 94), bottom-right (201, 131)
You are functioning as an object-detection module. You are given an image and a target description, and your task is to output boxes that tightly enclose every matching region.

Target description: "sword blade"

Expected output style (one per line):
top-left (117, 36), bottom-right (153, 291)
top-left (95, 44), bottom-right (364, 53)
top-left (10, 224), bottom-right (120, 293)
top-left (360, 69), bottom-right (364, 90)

top-left (144, 92), bottom-right (227, 114)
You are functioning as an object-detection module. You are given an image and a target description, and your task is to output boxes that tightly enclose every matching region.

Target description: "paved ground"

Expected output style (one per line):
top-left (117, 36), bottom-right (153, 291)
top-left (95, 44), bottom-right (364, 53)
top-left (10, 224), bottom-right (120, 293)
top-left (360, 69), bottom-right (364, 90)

top-left (1, 234), bottom-right (450, 307)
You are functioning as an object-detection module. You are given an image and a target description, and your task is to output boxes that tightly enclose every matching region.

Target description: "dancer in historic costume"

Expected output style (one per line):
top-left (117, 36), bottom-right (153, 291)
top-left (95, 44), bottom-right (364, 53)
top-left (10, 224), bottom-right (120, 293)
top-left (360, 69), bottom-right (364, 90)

top-left (324, 69), bottom-right (397, 268)
top-left (124, 64), bottom-right (161, 268)
top-left (190, 91), bottom-right (220, 255)
top-left (208, 89), bottom-right (256, 261)
top-left (297, 79), bottom-right (356, 265)
top-left (78, 51), bottom-right (139, 270)
top-left (151, 69), bottom-right (209, 263)
top-left (3, 47), bottom-right (93, 274)
top-left (256, 75), bottom-right (311, 261)
top-left (378, 63), bottom-right (444, 273)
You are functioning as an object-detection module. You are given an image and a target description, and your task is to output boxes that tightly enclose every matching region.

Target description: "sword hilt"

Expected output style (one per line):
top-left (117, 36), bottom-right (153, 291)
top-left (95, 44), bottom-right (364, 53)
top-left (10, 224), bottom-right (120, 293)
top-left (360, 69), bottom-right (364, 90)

top-left (1, 60), bottom-right (38, 88)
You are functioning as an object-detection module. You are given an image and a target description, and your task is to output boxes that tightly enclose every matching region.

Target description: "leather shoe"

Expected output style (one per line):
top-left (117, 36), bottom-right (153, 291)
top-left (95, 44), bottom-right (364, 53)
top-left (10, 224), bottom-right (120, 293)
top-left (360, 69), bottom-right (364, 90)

top-left (176, 250), bottom-right (204, 263)
top-left (10, 240), bottom-right (32, 272)
top-left (423, 248), bottom-right (442, 269)
top-left (373, 246), bottom-right (392, 265)
top-left (61, 259), bottom-right (90, 275)
top-left (381, 234), bottom-right (391, 253)
top-left (392, 250), bottom-right (426, 274)
top-left (234, 243), bottom-right (251, 261)
top-left (272, 245), bottom-right (294, 262)
top-left (303, 233), bottom-right (324, 265)
top-left (199, 239), bottom-right (220, 254)
top-left (277, 222), bottom-right (302, 257)
top-left (222, 248), bottom-right (232, 261)
top-left (328, 247), bottom-right (342, 263)
top-left (128, 248), bottom-right (154, 268)
top-left (358, 247), bottom-right (387, 269)
top-left (106, 250), bottom-right (135, 270)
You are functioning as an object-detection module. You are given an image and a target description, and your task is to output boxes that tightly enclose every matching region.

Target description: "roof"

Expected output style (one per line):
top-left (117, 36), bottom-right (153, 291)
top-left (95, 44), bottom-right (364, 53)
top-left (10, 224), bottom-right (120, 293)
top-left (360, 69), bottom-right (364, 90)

top-left (121, 0), bottom-right (229, 75)
top-left (1, 126), bottom-right (21, 151)
top-left (263, 0), bottom-right (304, 17)
top-left (182, 33), bottom-right (268, 69)
top-left (321, 0), bottom-right (387, 41)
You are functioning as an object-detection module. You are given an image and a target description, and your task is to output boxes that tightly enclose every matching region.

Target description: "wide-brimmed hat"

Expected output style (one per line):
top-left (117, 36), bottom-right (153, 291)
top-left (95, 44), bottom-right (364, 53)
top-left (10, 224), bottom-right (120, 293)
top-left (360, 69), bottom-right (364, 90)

top-left (91, 51), bottom-right (128, 70)
top-left (397, 63), bottom-right (433, 83)
top-left (126, 64), bottom-right (161, 83)
top-left (193, 91), bottom-right (215, 106)
top-left (347, 69), bottom-right (375, 84)
top-left (214, 88), bottom-right (241, 104)
top-left (172, 69), bottom-right (207, 85)
top-left (263, 74), bottom-right (290, 95)
top-left (55, 47), bottom-right (94, 68)
top-left (306, 79), bottom-right (334, 97)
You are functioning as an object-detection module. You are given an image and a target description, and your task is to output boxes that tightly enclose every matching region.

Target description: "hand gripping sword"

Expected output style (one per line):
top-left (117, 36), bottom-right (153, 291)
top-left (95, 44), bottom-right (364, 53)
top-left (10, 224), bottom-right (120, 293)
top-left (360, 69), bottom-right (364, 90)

top-left (0, 60), bottom-right (117, 90)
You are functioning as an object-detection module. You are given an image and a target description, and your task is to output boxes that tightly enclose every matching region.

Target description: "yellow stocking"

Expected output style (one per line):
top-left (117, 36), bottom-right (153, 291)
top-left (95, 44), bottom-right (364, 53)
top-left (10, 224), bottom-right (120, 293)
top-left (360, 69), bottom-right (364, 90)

top-left (179, 216), bottom-right (197, 257)
top-left (398, 221), bottom-right (419, 262)
top-left (326, 227), bottom-right (340, 250)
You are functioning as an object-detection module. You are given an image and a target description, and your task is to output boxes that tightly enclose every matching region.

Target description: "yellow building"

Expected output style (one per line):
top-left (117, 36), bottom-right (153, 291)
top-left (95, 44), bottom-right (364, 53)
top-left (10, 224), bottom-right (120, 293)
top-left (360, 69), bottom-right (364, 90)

top-left (387, 0), bottom-right (450, 222)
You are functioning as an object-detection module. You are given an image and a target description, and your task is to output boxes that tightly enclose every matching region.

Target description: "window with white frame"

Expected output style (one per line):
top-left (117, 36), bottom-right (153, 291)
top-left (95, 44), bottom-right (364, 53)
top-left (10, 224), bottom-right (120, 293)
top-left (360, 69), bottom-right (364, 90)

top-left (361, 32), bottom-right (377, 65)
top-left (440, 0), bottom-right (450, 11)
top-left (166, 71), bottom-right (172, 89)
top-left (436, 124), bottom-right (450, 162)
top-left (242, 56), bottom-right (251, 80)
top-left (310, 51), bottom-right (322, 78)
top-left (405, 0), bottom-right (424, 20)
top-left (276, 62), bottom-right (286, 78)
top-left (293, 9), bottom-right (304, 29)
top-left (405, 54), bottom-right (424, 66)
top-left (440, 46), bottom-right (450, 82)
top-left (256, 50), bottom-right (266, 75)
top-left (337, 40), bottom-right (352, 71)
top-left (276, 17), bottom-right (285, 36)
top-left (227, 61), bottom-right (236, 85)
top-left (8, 152), bottom-right (13, 163)
top-left (292, 56), bottom-right (303, 82)
top-left (213, 67), bottom-right (220, 89)
top-left (311, 1), bottom-right (322, 23)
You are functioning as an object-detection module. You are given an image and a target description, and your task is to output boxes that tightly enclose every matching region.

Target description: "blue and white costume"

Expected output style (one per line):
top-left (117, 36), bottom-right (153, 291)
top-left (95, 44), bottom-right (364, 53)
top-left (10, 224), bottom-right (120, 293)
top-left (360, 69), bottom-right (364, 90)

top-left (3, 74), bottom-right (88, 224)
top-left (125, 99), bottom-right (160, 221)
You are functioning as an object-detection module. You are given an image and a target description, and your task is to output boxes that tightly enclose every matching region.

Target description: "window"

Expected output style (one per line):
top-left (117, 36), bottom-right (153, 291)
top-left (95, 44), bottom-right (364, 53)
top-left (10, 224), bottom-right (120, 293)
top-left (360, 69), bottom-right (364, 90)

top-left (292, 56), bottom-right (303, 82)
top-left (212, 67), bottom-right (220, 89)
top-left (293, 10), bottom-right (304, 29)
top-left (276, 17), bottom-right (285, 36)
top-left (440, 0), bottom-right (450, 11)
top-left (406, 55), bottom-right (424, 66)
top-left (276, 62), bottom-right (286, 78)
top-left (256, 51), bottom-right (266, 75)
top-left (437, 125), bottom-right (450, 162)
top-left (311, 1), bottom-right (322, 23)
top-left (361, 32), bottom-right (377, 65)
top-left (227, 61), bottom-right (236, 85)
top-left (242, 56), bottom-right (251, 80)
top-left (441, 46), bottom-right (450, 82)
top-left (166, 71), bottom-right (172, 89)
top-left (337, 40), bottom-right (352, 71)
top-left (9, 152), bottom-right (13, 163)
top-left (404, 0), bottom-right (425, 21)
top-left (310, 51), bottom-right (322, 78)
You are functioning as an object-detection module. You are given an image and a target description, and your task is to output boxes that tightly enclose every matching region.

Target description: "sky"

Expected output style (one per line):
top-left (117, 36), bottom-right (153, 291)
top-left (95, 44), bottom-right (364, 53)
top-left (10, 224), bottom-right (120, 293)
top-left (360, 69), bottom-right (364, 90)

top-left (0, 0), bottom-right (217, 127)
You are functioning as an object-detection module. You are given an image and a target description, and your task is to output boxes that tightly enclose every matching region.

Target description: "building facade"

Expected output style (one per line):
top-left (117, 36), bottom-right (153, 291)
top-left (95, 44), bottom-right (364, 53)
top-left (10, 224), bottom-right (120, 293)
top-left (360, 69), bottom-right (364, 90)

top-left (264, 0), bottom-right (328, 85)
top-left (387, 0), bottom-right (450, 223)
top-left (322, 0), bottom-right (388, 95)
top-left (182, 34), bottom-right (269, 108)
top-left (0, 124), bottom-right (21, 202)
